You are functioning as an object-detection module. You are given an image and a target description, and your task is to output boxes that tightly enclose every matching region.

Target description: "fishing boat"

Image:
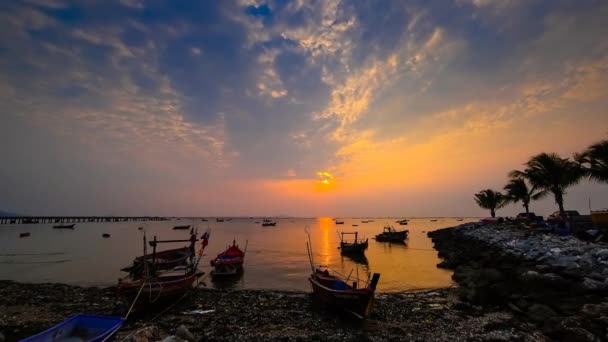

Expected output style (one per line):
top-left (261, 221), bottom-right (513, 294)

top-left (375, 225), bottom-right (408, 242)
top-left (216, 218), bottom-right (224, 222)
top-left (262, 219), bottom-right (276, 226)
top-left (201, 218), bottom-right (208, 221)
top-left (306, 233), bottom-right (380, 319)
top-left (173, 224), bottom-right (191, 230)
top-left (118, 232), bottom-right (209, 302)
top-left (396, 219), bottom-right (408, 225)
top-left (102, 233), bottom-right (111, 238)
top-left (456, 218), bottom-right (464, 221)
top-left (339, 232), bottom-right (368, 254)
top-left (210, 240), bottom-right (247, 277)
top-left (335, 219), bottom-right (344, 225)
top-left (20, 314), bottom-right (124, 342)
top-left (53, 223), bottom-right (75, 229)
top-left (430, 219), bottom-right (438, 222)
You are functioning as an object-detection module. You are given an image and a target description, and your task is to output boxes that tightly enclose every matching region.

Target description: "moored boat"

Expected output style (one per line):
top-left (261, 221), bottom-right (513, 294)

top-left (396, 219), bottom-right (408, 225)
top-left (306, 234), bottom-right (380, 319)
top-left (375, 225), bottom-right (408, 242)
top-left (20, 314), bottom-right (124, 342)
top-left (118, 231), bottom-right (209, 303)
top-left (210, 240), bottom-right (247, 277)
top-left (335, 219), bottom-right (344, 225)
top-left (19, 232), bottom-right (30, 238)
top-left (53, 223), bottom-right (75, 229)
top-left (339, 232), bottom-right (368, 254)
top-left (262, 219), bottom-right (276, 226)
top-left (173, 224), bottom-right (191, 230)
top-left (216, 218), bottom-right (224, 222)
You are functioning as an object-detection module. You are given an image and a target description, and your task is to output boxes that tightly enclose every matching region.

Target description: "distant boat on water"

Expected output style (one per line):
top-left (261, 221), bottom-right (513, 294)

top-left (456, 218), bottom-right (464, 221)
top-left (102, 233), bottom-right (111, 238)
top-left (396, 219), bottom-right (408, 225)
top-left (375, 226), bottom-right (408, 242)
top-left (335, 219), bottom-right (344, 225)
top-left (216, 218), bottom-right (224, 222)
top-left (53, 223), bottom-right (75, 229)
top-left (201, 218), bottom-right (208, 222)
top-left (430, 219), bottom-right (438, 222)
top-left (19, 232), bottom-right (30, 238)
top-left (339, 232), bottom-right (368, 254)
top-left (173, 225), bottom-right (191, 230)
top-left (262, 219), bottom-right (276, 226)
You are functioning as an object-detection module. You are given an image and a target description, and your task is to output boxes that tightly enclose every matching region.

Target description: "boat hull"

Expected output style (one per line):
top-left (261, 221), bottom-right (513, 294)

top-left (340, 239), bottom-right (368, 254)
top-left (309, 276), bottom-right (375, 318)
top-left (375, 230), bottom-right (408, 242)
top-left (20, 314), bottom-right (124, 342)
top-left (117, 272), bottom-right (200, 302)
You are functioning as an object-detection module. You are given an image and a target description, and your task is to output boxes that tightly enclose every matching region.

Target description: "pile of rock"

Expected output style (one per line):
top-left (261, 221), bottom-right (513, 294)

top-left (429, 223), bottom-right (608, 340)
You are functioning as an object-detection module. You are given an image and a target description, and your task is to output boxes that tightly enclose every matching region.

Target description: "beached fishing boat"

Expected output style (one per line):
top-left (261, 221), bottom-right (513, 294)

top-left (306, 232), bottom-right (380, 319)
top-left (118, 232), bottom-right (209, 302)
top-left (53, 223), bottom-right (75, 229)
top-left (173, 224), bottom-right (191, 230)
top-left (262, 219), bottom-right (276, 226)
top-left (375, 226), bottom-right (408, 242)
top-left (339, 232), bottom-right (368, 254)
top-left (210, 240), bottom-right (247, 277)
top-left (20, 314), bottom-right (124, 342)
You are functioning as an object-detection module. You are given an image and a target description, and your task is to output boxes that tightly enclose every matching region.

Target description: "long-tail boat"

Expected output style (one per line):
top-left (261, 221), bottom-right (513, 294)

top-left (338, 232), bottom-right (368, 254)
top-left (375, 225), bottom-right (408, 242)
top-left (306, 231), bottom-right (380, 319)
top-left (210, 240), bottom-right (247, 277)
top-left (117, 231), bottom-right (209, 302)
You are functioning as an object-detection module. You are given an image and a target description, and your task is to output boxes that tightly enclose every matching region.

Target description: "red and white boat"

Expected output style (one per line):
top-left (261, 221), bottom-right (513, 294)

top-left (210, 240), bottom-right (247, 277)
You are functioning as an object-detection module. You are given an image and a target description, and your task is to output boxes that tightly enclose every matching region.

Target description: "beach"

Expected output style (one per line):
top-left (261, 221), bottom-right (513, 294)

top-left (0, 280), bottom-right (547, 342)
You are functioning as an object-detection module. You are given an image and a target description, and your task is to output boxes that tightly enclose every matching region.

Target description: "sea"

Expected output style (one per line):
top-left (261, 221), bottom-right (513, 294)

top-left (0, 217), bottom-right (476, 292)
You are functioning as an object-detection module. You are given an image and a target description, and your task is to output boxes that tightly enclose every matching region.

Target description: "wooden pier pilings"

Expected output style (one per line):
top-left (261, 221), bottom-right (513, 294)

top-left (0, 216), bottom-right (171, 224)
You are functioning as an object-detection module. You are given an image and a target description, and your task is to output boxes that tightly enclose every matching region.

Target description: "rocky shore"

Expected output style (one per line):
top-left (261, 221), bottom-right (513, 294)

top-left (0, 280), bottom-right (549, 342)
top-left (429, 222), bottom-right (608, 341)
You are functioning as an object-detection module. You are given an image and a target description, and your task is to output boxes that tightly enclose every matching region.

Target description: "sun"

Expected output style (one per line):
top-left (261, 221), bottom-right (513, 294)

top-left (321, 179), bottom-right (330, 185)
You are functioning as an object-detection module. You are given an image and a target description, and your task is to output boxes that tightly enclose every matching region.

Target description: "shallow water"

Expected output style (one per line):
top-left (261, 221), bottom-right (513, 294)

top-left (0, 217), bottom-right (475, 292)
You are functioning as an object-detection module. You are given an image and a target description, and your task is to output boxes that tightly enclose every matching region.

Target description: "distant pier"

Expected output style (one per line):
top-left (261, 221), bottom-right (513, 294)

top-left (0, 216), bottom-right (171, 224)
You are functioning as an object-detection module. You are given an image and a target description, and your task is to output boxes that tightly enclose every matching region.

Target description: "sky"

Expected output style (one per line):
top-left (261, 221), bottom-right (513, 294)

top-left (1, 0), bottom-right (608, 217)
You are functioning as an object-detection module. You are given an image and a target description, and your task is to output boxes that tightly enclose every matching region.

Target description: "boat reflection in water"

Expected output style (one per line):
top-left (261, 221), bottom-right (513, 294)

top-left (341, 253), bottom-right (369, 267)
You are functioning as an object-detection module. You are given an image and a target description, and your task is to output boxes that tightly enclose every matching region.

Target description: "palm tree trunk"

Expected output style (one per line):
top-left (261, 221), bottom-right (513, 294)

top-left (555, 191), bottom-right (565, 214)
top-left (490, 208), bottom-right (496, 218)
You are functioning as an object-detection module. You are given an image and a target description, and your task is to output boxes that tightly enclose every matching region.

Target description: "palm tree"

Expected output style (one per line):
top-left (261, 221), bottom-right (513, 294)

top-left (575, 138), bottom-right (608, 183)
top-left (474, 189), bottom-right (507, 218)
top-left (503, 177), bottom-right (545, 214)
top-left (512, 153), bottom-right (583, 215)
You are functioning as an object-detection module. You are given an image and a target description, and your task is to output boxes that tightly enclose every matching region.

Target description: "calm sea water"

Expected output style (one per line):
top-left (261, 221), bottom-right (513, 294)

top-left (0, 218), bottom-right (474, 292)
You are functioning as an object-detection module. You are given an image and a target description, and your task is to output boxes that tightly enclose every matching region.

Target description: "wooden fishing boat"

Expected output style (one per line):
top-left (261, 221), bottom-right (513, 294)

top-left (173, 224), bottom-right (191, 230)
top-left (305, 233), bottom-right (380, 319)
top-left (19, 232), bottom-right (30, 238)
top-left (262, 219), bottom-right (276, 226)
top-left (375, 226), bottom-right (408, 242)
top-left (335, 219), bottom-right (344, 225)
top-left (118, 232), bottom-right (209, 302)
top-left (396, 219), bottom-right (408, 225)
top-left (309, 269), bottom-right (380, 319)
top-left (102, 233), bottom-right (111, 238)
top-left (120, 238), bottom-right (196, 276)
top-left (53, 223), bottom-right (75, 229)
top-left (216, 218), bottom-right (224, 222)
top-left (20, 314), bottom-right (124, 342)
top-left (339, 232), bottom-right (368, 254)
top-left (210, 240), bottom-right (247, 277)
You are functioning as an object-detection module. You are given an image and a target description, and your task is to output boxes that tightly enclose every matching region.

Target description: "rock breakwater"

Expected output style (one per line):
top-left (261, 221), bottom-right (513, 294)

top-left (429, 222), bottom-right (608, 341)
